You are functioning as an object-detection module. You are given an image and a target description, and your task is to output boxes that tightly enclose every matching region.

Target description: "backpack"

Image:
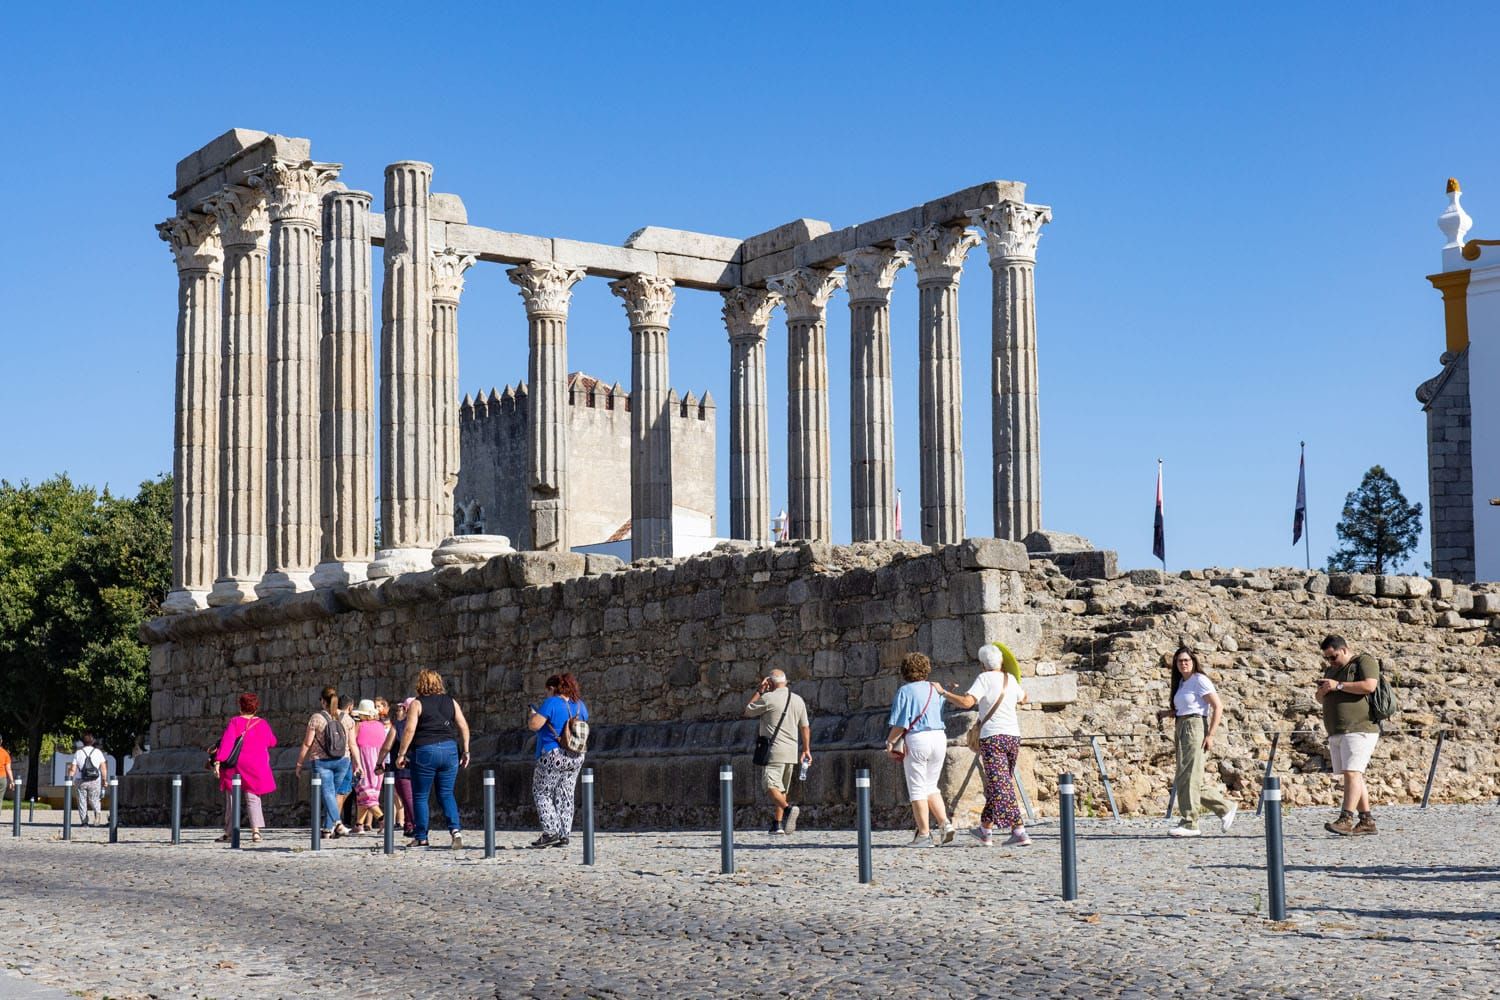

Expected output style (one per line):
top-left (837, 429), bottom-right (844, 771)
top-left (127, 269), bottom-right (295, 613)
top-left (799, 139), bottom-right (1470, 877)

top-left (77, 749), bottom-right (100, 782)
top-left (319, 712), bottom-right (349, 758)
top-left (552, 702), bottom-right (589, 756)
top-left (1366, 661), bottom-right (1398, 723)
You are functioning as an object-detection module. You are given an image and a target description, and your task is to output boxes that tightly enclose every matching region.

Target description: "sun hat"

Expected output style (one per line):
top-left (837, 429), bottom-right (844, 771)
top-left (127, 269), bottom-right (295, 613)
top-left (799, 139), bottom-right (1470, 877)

top-left (353, 698), bottom-right (378, 719)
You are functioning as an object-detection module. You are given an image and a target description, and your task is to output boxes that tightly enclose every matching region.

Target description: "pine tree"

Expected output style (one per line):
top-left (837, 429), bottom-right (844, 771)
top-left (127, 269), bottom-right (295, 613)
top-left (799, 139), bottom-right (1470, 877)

top-left (1326, 465), bottom-right (1423, 575)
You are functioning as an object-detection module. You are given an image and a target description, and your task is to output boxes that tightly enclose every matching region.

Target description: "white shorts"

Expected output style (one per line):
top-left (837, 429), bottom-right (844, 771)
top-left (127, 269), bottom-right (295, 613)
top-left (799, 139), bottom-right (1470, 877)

top-left (1329, 732), bottom-right (1378, 774)
top-left (901, 730), bottom-right (947, 801)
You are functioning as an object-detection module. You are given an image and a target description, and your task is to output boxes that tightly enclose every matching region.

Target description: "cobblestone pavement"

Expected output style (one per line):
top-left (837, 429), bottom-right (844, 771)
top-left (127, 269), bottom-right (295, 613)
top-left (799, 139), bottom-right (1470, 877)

top-left (0, 805), bottom-right (1494, 999)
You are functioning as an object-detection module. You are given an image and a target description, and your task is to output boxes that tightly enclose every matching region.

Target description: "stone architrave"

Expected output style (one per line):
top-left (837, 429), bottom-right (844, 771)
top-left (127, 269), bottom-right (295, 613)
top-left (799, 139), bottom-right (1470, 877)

top-left (611, 274), bottom-right (677, 560)
top-left (844, 247), bottom-right (909, 541)
top-left (767, 267), bottom-right (845, 542)
top-left (259, 160), bottom-right (341, 596)
top-left (312, 189), bottom-right (376, 588)
top-left (721, 287), bottom-right (780, 544)
top-left (899, 225), bottom-right (981, 545)
top-left (508, 261), bottom-right (587, 552)
top-left (204, 183), bottom-right (271, 605)
top-left (370, 162), bottom-right (437, 579)
top-left (157, 212), bottom-right (223, 613)
top-left (968, 201), bottom-right (1052, 541)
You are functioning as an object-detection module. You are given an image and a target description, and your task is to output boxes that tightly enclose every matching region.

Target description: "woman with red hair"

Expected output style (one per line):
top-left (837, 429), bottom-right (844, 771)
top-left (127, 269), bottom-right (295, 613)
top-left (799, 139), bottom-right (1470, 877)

top-left (213, 692), bottom-right (277, 844)
top-left (525, 672), bottom-right (590, 849)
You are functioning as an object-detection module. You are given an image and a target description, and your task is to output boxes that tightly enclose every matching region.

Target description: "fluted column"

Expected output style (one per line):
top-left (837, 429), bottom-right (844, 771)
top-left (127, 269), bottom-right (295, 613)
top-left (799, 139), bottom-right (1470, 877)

top-left (431, 248), bottom-right (476, 536)
top-left (899, 225), bottom-right (980, 545)
top-left (969, 201), bottom-right (1052, 540)
top-left (508, 261), bottom-right (586, 551)
top-left (205, 184), bottom-right (271, 605)
top-left (312, 189), bottom-right (375, 588)
top-left (844, 247), bottom-right (909, 541)
top-left (722, 288), bottom-right (779, 543)
top-left (767, 267), bottom-right (845, 542)
top-left (370, 161), bottom-right (436, 579)
top-left (259, 160), bottom-right (340, 596)
top-left (157, 212), bottom-right (222, 613)
top-left (611, 274), bottom-right (676, 560)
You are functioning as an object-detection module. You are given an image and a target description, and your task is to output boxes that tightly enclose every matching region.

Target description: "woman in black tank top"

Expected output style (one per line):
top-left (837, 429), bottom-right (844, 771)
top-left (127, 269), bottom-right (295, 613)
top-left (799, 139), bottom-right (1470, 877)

top-left (395, 669), bottom-right (472, 848)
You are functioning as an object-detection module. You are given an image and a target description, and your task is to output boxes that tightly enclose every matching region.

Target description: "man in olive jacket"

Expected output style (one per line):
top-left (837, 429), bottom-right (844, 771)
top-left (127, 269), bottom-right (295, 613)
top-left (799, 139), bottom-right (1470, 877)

top-left (1314, 635), bottom-right (1380, 836)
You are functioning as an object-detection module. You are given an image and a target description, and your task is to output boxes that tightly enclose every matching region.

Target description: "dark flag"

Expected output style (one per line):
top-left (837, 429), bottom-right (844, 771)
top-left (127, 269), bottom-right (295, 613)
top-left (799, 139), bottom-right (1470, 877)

top-left (1292, 444), bottom-right (1307, 545)
top-left (1152, 460), bottom-right (1165, 564)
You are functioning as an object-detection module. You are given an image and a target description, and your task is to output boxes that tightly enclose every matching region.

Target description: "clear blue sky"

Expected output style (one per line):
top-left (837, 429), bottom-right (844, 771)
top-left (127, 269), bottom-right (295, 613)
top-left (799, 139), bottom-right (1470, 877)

top-left (3, 3), bottom-right (1496, 573)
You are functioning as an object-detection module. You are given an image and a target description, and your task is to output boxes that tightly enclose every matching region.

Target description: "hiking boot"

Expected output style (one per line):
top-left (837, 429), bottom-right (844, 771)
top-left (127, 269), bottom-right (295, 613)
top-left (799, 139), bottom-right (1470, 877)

top-left (1324, 811), bottom-right (1357, 836)
top-left (782, 806), bottom-right (800, 836)
top-left (1353, 813), bottom-right (1377, 836)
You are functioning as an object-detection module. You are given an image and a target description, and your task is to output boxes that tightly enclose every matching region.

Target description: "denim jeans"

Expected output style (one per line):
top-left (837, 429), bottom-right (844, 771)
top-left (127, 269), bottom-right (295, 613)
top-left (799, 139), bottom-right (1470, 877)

top-left (312, 756), bottom-right (351, 831)
top-left (409, 741), bottom-right (460, 841)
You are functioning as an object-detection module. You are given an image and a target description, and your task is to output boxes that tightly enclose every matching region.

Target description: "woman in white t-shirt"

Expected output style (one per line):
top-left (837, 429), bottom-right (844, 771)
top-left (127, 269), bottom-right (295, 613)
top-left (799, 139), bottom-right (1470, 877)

top-left (1154, 647), bottom-right (1237, 838)
top-left (934, 643), bottom-right (1030, 847)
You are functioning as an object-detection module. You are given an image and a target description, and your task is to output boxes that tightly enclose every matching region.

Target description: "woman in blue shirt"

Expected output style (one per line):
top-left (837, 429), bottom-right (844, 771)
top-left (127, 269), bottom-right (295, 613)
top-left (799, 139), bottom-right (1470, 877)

top-left (525, 672), bottom-right (590, 849)
top-left (885, 652), bottom-right (954, 847)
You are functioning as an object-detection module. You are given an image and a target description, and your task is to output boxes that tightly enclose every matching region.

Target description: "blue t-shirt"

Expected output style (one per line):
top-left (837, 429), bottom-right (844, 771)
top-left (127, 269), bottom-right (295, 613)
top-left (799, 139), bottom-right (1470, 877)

top-left (888, 681), bottom-right (944, 734)
top-left (535, 696), bottom-right (589, 757)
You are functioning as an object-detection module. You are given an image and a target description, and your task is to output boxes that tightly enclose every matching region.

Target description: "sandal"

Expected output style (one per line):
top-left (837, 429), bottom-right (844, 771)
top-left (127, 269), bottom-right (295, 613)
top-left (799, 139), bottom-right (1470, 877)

top-left (250, 831), bottom-right (263, 843)
top-left (215, 834), bottom-right (230, 843)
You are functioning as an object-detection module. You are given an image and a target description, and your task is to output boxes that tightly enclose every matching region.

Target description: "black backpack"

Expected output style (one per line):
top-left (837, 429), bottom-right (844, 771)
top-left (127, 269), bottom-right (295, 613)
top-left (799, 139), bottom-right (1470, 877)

top-left (77, 749), bottom-right (100, 782)
top-left (319, 712), bottom-right (348, 758)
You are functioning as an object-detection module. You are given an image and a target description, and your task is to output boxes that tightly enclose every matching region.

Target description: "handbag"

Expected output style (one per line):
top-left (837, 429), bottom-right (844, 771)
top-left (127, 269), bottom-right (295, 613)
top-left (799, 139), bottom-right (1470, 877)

top-left (752, 696), bottom-right (792, 767)
top-left (965, 674), bottom-right (1009, 753)
top-left (214, 718), bottom-right (257, 771)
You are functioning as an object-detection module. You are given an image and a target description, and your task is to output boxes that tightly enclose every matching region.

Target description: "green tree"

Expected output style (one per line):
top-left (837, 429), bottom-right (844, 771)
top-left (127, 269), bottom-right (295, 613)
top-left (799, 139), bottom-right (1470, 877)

top-left (1326, 465), bottom-right (1423, 575)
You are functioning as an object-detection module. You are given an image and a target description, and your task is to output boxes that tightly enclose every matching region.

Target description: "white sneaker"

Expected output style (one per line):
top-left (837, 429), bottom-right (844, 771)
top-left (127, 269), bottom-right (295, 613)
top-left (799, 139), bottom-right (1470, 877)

top-left (941, 823), bottom-right (956, 845)
top-left (783, 806), bottom-right (799, 836)
top-left (1168, 824), bottom-right (1202, 838)
top-left (1220, 803), bottom-right (1238, 833)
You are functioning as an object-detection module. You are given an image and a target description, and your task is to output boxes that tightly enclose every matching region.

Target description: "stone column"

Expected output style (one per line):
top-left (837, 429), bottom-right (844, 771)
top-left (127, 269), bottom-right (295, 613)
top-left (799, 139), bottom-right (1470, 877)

top-left (508, 261), bottom-right (586, 552)
top-left (312, 189), bottom-right (376, 588)
top-left (370, 161), bottom-right (437, 579)
top-left (157, 212), bottom-right (222, 613)
top-left (968, 201), bottom-right (1052, 540)
top-left (899, 225), bottom-right (980, 545)
top-left (611, 274), bottom-right (677, 560)
top-left (259, 160), bottom-right (340, 596)
top-left (721, 288), bottom-right (779, 544)
top-left (844, 247), bottom-right (909, 541)
top-left (205, 184), bottom-right (271, 605)
top-left (767, 267), bottom-right (845, 542)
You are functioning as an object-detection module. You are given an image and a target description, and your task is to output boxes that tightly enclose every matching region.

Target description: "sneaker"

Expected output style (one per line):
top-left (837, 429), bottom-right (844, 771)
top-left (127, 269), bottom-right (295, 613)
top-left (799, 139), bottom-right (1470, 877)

top-left (331, 823), bottom-right (350, 839)
top-left (450, 831), bottom-right (463, 850)
top-left (1220, 803), bottom-right (1239, 834)
top-left (549, 836), bottom-right (570, 848)
top-left (907, 832), bottom-right (934, 847)
top-left (969, 826), bottom-right (994, 847)
top-left (528, 833), bottom-right (557, 849)
top-left (782, 806), bottom-right (800, 837)
top-left (941, 823), bottom-right (956, 845)
top-left (1353, 813), bottom-right (1377, 836)
top-left (768, 822), bottom-right (785, 835)
top-left (1004, 829), bottom-right (1032, 847)
top-left (1324, 811), bottom-right (1357, 836)
top-left (1168, 823), bottom-right (1201, 838)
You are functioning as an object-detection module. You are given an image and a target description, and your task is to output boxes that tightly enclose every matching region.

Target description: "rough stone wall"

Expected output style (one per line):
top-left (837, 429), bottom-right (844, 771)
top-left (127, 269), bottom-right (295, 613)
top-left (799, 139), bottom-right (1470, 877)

top-left (1418, 348), bottom-right (1475, 582)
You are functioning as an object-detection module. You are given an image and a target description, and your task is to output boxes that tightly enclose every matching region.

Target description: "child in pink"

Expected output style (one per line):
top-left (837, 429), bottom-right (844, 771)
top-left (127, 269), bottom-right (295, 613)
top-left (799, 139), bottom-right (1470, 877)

top-left (353, 700), bottom-right (388, 831)
top-left (215, 692), bottom-right (278, 843)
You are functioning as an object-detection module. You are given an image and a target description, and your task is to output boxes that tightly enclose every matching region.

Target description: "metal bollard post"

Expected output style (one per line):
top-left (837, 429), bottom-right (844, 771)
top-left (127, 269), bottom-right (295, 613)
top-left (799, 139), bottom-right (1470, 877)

top-left (1421, 732), bottom-right (1446, 809)
top-left (856, 768), bottom-right (872, 885)
top-left (171, 776), bottom-right (182, 845)
top-left (483, 770), bottom-right (496, 859)
top-left (64, 782), bottom-right (73, 841)
top-left (1089, 736), bottom-right (1121, 822)
top-left (1059, 772), bottom-right (1078, 901)
top-left (11, 779), bottom-right (21, 838)
top-left (28, 796), bottom-right (35, 824)
top-left (1257, 733), bottom-right (1281, 817)
top-left (581, 768), bottom-right (595, 866)
top-left (310, 776), bottom-right (322, 852)
top-left (230, 775), bottom-right (242, 849)
top-left (383, 774), bottom-right (395, 855)
top-left (109, 778), bottom-right (119, 844)
top-left (719, 764), bottom-right (735, 875)
top-left (1263, 775), bottom-right (1286, 920)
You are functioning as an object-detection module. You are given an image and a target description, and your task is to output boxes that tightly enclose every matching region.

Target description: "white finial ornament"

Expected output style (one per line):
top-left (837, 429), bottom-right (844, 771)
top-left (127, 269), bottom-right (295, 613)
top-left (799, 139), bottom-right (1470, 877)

top-left (1438, 177), bottom-right (1472, 250)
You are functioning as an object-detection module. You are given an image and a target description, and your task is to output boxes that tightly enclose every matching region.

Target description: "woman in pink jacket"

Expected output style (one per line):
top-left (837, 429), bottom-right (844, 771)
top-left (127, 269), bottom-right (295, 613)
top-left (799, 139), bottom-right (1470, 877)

top-left (214, 692), bottom-right (278, 843)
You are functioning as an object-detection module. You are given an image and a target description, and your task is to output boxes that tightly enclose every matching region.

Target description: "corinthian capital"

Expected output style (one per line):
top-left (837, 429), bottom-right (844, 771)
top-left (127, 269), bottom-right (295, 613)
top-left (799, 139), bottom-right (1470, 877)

top-left (507, 260), bottom-right (587, 316)
top-left (843, 246), bottom-right (910, 302)
top-left (610, 274), bottom-right (676, 329)
top-left (967, 201), bottom-right (1052, 263)
top-left (767, 267), bottom-right (845, 323)
top-left (258, 160), bottom-right (343, 225)
top-left (721, 287), bottom-right (781, 344)
top-left (432, 248), bottom-right (478, 303)
top-left (897, 225), bottom-right (981, 284)
top-left (157, 212), bottom-right (223, 273)
top-left (203, 184), bottom-right (270, 250)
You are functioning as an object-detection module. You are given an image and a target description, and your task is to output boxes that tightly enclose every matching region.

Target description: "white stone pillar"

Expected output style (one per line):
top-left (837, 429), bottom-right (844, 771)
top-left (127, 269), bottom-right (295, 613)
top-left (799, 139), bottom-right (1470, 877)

top-left (611, 274), bottom-right (676, 560)
top-left (844, 247), bottom-right (908, 541)
top-left (312, 189), bottom-right (376, 588)
top-left (722, 288), bottom-right (779, 544)
top-left (508, 261), bottom-right (586, 552)
top-left (157, 212), bottom-right (222, 613)
top-left (899, 225), bottom-right (980, 545)
top-left (767, 267), bottom-right (845, 542)
top-left (370, 161), bottom-right (437, 579)
top-left (260, 160), bottom-right (340, 596)
top-left (205, 184), bottom-right (270, 605)
top-left (968, 201), bottom-right (1052, 541)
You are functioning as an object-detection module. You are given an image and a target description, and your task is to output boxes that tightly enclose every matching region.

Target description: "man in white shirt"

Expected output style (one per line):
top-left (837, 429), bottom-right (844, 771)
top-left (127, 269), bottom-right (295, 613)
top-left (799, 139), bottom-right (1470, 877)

top-left (66, 733), bottom-right (108, 827)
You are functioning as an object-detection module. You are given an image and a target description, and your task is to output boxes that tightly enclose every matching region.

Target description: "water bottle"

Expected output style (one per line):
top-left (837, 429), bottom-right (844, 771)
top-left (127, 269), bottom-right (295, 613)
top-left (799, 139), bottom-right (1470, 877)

top-left (798, 760), bottom-right (810, 783)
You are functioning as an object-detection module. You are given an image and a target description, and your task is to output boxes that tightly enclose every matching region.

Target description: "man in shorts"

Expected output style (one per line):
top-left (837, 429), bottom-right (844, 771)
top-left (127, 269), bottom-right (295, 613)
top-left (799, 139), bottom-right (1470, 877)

top-left (1315, 635), bottom-right (1380, 836)
top-left (744, 669), bottom-right (811, 836)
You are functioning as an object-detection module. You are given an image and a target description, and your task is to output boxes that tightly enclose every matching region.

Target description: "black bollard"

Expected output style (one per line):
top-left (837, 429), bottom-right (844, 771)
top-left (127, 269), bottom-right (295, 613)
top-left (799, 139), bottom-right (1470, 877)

top-left (1421, 732), bottom-right (1445, 809)
top-left (28, 796), bottom-right (35, 825)
top-left (483, 770), bottom-right (496, 859)
top-left (1263, 775), bottom-right (1286, 921)
top-left (64, 782), bottom-right (73, 841)
top-left (230, 775), bottom-right (242, 849)
top-left (719, 764), bottom-right (735, 875)
top-left (1059, 772), bottom-right (1078, 901)
top-left (581, 768), bottom-right (595, 866)
top-left (1256, 733), bottom-right (1281, 817)
top-left (856, 768), bottom-right (872, 885)
top-left (310, 775), bottom-right (322, 852)
top-left (170, 776), bottom-right (182, 845)
top-left (108, 778), bottom-right (119, 844)
top-left (11, 779), bottom-right (21, 838)
top-left (383, 774), bottom-right (395, 855)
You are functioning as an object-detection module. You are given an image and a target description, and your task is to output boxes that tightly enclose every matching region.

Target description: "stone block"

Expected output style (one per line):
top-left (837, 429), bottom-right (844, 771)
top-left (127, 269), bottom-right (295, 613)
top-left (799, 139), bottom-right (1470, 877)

top-left (654, 253), bottom-right (740, 290)
top-left (383, 570), bottom-right (444, 604)
top-left (741, 247), bottom-right (797, 287)
top-left (1050, 550), bottom-right (1119, 581)
top-left (442, 224), bottom-right (552, 264)
top-left (793, 226), bottom-right (862, 269)
top-left (922, 180), bottom-right (1028, 227)
top-left (551, 238), bottom-right (658, 278)
top-left (1472, 593), bottom-right (1500, 615)
top-left (852, 207), bottom-right (926, 250)
top-left (623, 226), bottom-right (742, 262)
top-left (481, 555), bottom-right (514, 591)
top-left (175, 128), bottom-right (271, 191)
top-left (1127, 568), bottom-right (1166, 585)
top-left (506, 551), bottom-right (587, 588)
top-left (951, 571), bottom-right (1009, 614)
top-left (929, 619), bottom-right (966, 664)
top-left (1376, 576), bottom-right (1432, 599)
top-left (429, 192), bottom-right (468, 224)
top-left (342, 579), bottom-right (389, 612)
top-left (1450, 588), bottom-right (1474, 612)
top-left (1437, 610), bottom-right (1466, 628)
top-left (1305, 573), bottom-right (1330, 594)
top-left (585, 553), bottom-right (625, 576)
top-left (1022, 530), bottom-right (1094, 553)
top-left (958, 537), bottom-right (1030, 571)
top-left (1022, 672), bottom-right (1078, 707)
top-left (1328, 573), bottom-right (1376, 596)
top-left (963, 612), bottom-right (1042, 659)
top-left (740, 218), bottom-right (833, 262)
top-left (433, 564), bottom-right (488, 595)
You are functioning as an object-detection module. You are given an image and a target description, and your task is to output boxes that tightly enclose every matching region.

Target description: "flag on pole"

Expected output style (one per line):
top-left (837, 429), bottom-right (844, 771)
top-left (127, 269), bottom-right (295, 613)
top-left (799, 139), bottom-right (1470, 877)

top-left (1151, 460), bottom-right (1165, 564)
top-left (894, 489), bottom-right (903, 540)
top-left (1292, 444), bottom-right (1307, 545)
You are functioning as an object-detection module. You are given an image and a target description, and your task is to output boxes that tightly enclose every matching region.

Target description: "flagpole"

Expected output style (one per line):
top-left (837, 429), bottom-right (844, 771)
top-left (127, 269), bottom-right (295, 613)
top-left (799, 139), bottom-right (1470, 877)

top-left (1158, 459), bottom-right (1166, 574)
top-left (1302, 441), bottom-right (1310, 571)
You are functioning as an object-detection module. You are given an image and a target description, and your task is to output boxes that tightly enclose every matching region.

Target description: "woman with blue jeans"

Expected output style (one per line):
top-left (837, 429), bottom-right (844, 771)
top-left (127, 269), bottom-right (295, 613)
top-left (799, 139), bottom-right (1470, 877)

top-left (294, 686), bottom-right (358, 839)
top-left (395, 668), bottom-right (471, 848)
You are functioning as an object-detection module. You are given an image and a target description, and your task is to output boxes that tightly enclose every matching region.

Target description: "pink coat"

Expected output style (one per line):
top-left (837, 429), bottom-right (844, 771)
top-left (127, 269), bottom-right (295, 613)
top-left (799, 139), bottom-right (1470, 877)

top-left (216, 715), bottom-right (278, 796)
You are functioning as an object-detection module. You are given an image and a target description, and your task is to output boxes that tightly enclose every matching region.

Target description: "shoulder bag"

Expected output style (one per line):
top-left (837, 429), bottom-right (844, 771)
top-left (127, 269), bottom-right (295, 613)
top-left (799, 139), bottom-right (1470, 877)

top-left (752, 696), bottom-right (792, 767)
top-left (890, 683), bottom-right (938, 761)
